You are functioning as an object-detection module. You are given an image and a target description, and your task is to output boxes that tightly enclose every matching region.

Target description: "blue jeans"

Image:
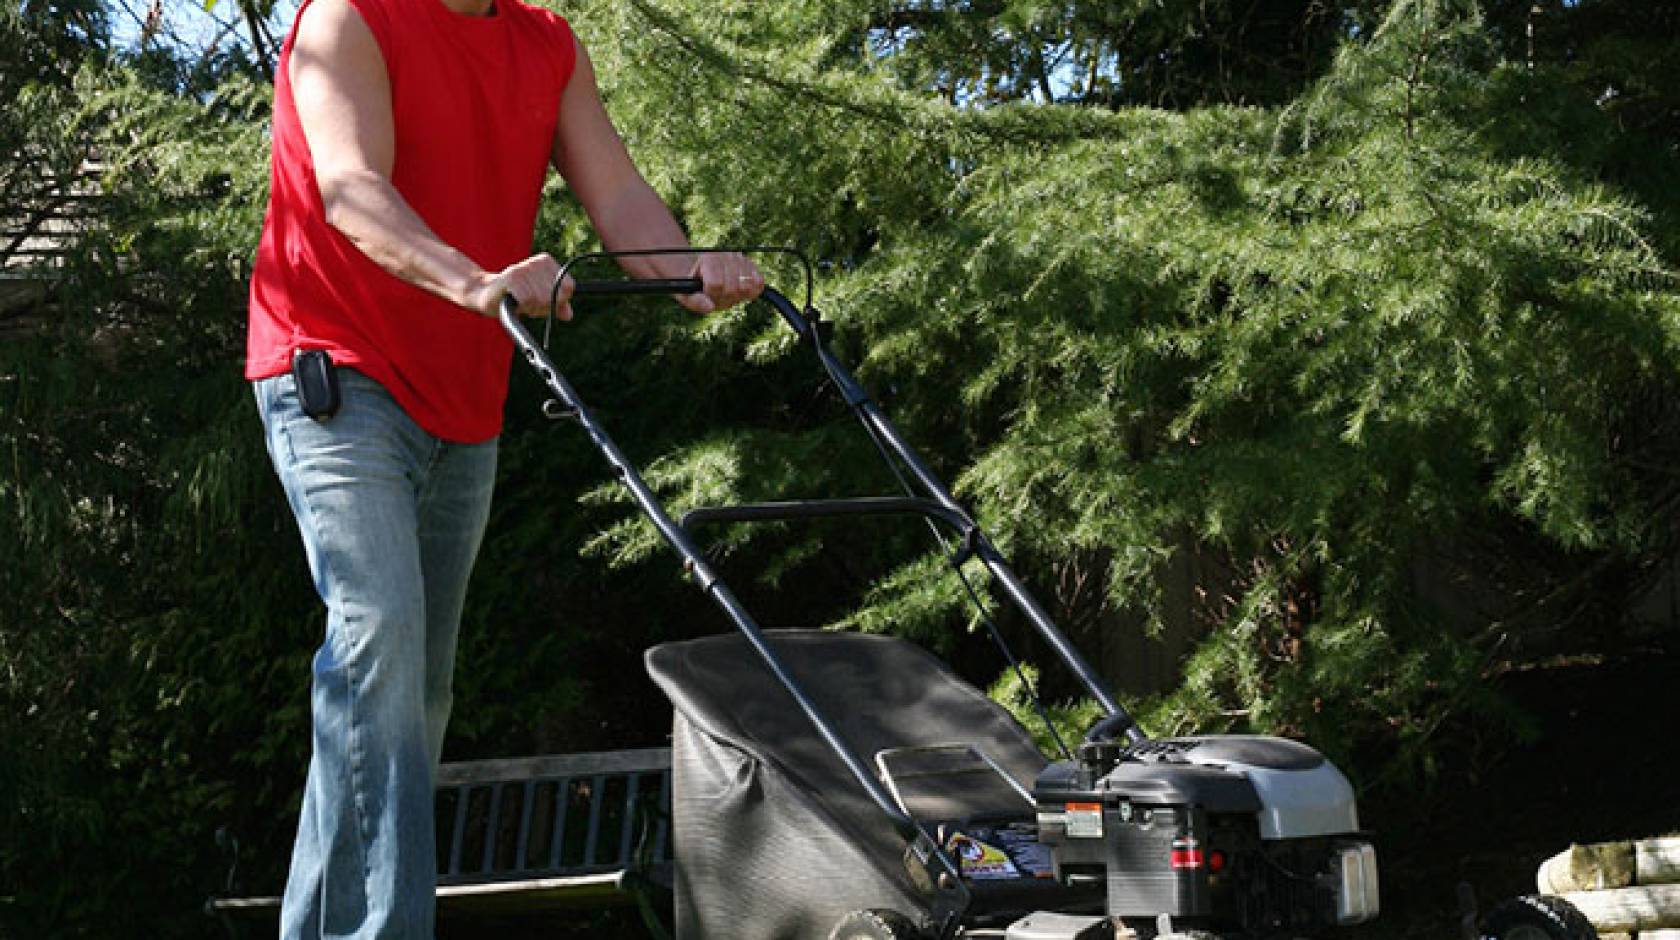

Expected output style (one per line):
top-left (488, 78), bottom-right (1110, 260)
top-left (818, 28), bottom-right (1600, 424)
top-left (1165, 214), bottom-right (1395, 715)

top-left (254, 368), bottom-right (496, 940)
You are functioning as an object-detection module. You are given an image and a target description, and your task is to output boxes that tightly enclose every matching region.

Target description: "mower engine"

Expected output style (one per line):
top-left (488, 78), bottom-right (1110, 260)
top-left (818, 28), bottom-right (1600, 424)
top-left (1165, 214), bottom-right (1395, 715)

top-left (1032, 735), bottom-right (1379, 936)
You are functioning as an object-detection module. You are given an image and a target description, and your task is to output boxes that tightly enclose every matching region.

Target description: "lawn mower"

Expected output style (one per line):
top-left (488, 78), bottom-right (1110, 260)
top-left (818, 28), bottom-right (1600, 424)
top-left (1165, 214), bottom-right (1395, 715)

top-left (498, 249), bottom-right (1381, 940)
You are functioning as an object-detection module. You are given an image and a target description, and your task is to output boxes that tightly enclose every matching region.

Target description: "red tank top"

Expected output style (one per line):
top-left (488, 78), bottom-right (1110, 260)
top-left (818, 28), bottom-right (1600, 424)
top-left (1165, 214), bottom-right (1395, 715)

top-left (245, 0), bottom-right (577, 443)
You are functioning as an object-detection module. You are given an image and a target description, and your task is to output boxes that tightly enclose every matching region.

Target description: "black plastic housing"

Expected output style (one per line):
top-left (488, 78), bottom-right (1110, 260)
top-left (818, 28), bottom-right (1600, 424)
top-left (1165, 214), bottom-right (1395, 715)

top-left (1034, 752), bottom-right (1356, 933)
top-left (1035, 758), bottom-right (1261, 921)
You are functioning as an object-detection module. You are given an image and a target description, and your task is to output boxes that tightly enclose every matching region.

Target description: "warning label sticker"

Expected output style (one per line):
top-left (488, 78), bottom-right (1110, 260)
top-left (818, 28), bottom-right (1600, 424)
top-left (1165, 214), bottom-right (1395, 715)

top-left (1064, 802), bottom-right (1104, 839)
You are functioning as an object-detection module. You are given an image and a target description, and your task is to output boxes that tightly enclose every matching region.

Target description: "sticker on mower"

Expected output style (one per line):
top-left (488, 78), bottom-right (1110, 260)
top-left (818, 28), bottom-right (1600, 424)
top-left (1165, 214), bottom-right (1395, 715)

top-left (1063, 802), bottom-right (1104, 838)
top-left (984, 822), bottom-right (1056, 878)
top-left (947, 832), bottom-right (1019, 880)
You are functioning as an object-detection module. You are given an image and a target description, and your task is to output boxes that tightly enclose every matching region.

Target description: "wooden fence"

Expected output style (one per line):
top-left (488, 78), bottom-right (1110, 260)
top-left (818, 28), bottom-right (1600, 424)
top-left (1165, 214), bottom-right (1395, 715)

top-left (0, 160), bottom-right (102, 335)
top-left (1, 161), bottom-right (102, 273)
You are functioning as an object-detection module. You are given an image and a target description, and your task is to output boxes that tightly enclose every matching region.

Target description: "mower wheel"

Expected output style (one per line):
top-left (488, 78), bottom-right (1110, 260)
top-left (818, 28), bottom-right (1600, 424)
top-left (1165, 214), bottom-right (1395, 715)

top-left (1480, 894), bottom-right (1598, 940)
top-left (827, 908), bottom-right (926, 940)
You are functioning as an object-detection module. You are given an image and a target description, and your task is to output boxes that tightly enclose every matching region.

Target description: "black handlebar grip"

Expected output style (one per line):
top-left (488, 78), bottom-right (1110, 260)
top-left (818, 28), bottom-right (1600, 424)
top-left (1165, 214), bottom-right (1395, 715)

top-left (572, 277), bottom-right (704, 297)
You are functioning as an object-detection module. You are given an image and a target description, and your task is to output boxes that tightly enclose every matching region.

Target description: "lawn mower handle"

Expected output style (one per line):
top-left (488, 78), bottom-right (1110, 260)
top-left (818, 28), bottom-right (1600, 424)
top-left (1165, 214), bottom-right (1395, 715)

top-left (524, 272), bottom-right (816, 339)
top-left (498, 281), bottom-right (1144, 746)
top-left (496, 288), bottom-right (935, 842)
top-left (570, 276), bottom-right (703, 297)
top-left (499, 274), bottom-right (1148, 931)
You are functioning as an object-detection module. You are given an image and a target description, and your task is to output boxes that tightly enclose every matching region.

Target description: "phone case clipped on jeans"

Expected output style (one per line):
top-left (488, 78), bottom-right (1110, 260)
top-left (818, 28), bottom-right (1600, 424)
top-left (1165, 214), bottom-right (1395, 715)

top-left (292, 349), bottom-right (341, 421)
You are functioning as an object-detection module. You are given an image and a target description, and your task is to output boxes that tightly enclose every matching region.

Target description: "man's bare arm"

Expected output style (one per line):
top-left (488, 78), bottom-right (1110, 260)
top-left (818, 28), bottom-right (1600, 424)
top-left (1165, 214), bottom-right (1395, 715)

top-left (551, 38), bottom-right (762, 314)
top-left (289, 0), bottom-right (568, 319)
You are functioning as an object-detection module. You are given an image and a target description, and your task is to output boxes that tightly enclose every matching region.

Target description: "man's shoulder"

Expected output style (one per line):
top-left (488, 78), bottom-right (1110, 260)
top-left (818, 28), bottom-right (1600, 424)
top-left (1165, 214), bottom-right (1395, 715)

top-left (505, 0), bottom-right (577, 78)
top-left (289, 0), bottom-right (388, 64)
top-left (505, 0), bottom-right (571, 33)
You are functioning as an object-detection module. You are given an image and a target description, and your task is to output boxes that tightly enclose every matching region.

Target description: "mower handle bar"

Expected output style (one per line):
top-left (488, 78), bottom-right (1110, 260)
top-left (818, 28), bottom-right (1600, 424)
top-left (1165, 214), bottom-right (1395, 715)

top-left (502, 274), bottom-right (1156, 912)
top-left (499, 279), bottom-right (1139, 736)
top-left (571, 276), bottom-right (702, 297)
top-left (547, 246), bottom-right (817, 317)
top-left (500, 277), bottom-right (824, 353)
top-left (498, 271), bottom-right (1149, 927)
top-left (680, 496), bottom-right (974, 536)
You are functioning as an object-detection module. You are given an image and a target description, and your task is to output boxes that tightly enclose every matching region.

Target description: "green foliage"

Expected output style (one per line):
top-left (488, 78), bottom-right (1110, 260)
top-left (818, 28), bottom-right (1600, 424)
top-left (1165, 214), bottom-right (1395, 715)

top-left (8, 0), bottom-right (110, 79)
top-left (1, 59), bottom-right (294, 932)
top-left (989, 663), bottom-right (1106, 757)
top-left (571, 0), bottom-right (1680, 779)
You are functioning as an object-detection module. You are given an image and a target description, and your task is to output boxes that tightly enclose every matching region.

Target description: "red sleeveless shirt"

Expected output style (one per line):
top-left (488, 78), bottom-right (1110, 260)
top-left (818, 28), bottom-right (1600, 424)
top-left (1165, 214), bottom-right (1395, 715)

top-left (245, 0), bottom-right (577, 442)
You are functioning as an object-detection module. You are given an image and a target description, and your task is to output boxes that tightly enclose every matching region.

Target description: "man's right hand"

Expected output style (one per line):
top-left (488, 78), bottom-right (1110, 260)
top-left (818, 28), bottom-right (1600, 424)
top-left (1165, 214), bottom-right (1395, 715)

top-left (470, 253), bottom-right (574, 320)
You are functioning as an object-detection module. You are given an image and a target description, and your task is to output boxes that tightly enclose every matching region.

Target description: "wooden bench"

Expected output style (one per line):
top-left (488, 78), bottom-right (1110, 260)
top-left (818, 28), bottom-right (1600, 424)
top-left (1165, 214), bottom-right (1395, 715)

top-left (207, 748), bottom-right (674, 935)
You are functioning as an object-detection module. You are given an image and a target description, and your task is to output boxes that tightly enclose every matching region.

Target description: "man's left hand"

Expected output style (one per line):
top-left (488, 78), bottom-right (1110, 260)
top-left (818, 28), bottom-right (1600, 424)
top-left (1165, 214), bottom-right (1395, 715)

top-left (678, 252), bottom-right (765, 314)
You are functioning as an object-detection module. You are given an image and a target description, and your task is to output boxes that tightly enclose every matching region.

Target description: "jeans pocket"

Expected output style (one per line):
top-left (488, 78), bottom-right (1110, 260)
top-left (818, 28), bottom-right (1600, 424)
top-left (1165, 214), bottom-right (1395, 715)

top-left (255, 373), bottom-right (306, 461)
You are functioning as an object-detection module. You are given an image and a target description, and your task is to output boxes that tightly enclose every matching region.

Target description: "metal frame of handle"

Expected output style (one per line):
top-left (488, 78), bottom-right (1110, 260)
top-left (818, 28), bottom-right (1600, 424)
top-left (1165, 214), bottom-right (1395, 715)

top-left (499, 253), bottom-right (1148, 934)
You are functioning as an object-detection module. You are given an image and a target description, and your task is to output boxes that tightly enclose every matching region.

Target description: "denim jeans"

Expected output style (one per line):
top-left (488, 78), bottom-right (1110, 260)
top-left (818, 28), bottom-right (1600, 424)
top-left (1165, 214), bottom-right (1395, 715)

top-left (254, 368), bottom-right (497, 940)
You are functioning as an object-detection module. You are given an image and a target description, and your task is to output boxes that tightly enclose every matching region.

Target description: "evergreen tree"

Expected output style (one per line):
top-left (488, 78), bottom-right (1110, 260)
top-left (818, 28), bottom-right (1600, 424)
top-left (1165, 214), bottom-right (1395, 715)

top-left (567, 0), bottom-right (1680, 762)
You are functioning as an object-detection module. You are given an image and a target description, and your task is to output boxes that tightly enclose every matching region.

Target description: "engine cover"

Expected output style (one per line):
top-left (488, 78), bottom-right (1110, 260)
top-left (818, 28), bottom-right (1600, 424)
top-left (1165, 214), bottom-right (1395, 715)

top-left (1131, 736), bottom-right (1359, 839)
top-left (1033, 735), bottom-right (1369, 929)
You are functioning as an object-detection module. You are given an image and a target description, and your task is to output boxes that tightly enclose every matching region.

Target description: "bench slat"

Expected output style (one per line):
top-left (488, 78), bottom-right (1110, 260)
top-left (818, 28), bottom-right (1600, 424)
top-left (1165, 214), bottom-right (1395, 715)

top-left (651, 768), bottom-right (672, 866)
top-left (481, 782), bottom-right (505, 873)
top-left (515, 778), bottom-right (535, 871)
top-left (547, 776), bottom-right (571, 872)
top-left (582, 774), bottom-right (606, 867)
top-left (618, 772), bottom-right (641, 868)
top-left (435, 748), bottom-right (670, 786)
top-left (208, 866), bottom-right (674, 917)
top-left (446, 784), bottom-right (471, 878)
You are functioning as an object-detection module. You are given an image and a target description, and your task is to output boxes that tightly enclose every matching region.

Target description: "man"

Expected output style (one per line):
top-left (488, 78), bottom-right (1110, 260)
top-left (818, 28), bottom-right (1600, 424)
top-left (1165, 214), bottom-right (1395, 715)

top-left (244, 0), bottom-right (763, 934)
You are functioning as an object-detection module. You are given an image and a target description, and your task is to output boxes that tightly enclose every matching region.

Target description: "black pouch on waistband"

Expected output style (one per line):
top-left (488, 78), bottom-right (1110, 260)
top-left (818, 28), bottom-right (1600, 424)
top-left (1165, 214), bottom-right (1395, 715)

top-left (291, 349), bottom-right (341, 422)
